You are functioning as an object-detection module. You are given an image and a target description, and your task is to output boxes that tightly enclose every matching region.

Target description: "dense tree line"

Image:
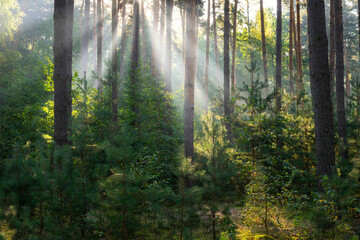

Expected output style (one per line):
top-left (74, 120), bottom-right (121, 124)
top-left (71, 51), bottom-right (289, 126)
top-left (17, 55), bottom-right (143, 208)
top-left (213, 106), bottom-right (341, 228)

top-left (1, 0), bottom-right (360, 239)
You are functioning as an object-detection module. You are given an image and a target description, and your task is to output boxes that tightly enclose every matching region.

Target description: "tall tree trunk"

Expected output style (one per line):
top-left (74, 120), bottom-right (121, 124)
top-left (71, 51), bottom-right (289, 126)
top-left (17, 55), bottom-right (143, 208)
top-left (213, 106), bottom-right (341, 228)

top-left (330, 0), bottom-right (335, 98)
top-left (335, 0), bottom-right (349, 160)
top-left (260, 0), bottom-right (268, 96)
top-left (54, 0), bottom-right (74, 146)
top-left (119, 0), bottom-right (127, 82)
top-left (204, 0), bottom-right (210, 110)
top-left (289, 0), bottom-right (294, 95)
top-left (132, 0), bottom-right (140, 72)
top-left (93, 0), bottom-right (97, 74)
top-left (275, 0), bottom-right (282, 112)
top-left (159, 0), bottom-right (165, 74)
top-left (81, 0), bottom-right (90, 74)
top-left (296, 0), bottom-right (303, 94)
top-left (224, 0), bottom-right (231, 140)
top-left (212, 0), bottom-right (220, 87)
top-left (345, 42), bottom-right (351, 106)
top-left (151, 0), bottom-right (159, 76)
top-left (231, 0), bottom-right (238, 97)
top-left (165, 0), bottom-right (173, 93)
top-left (111, 0), bottom-right (118, 126)
top-left (307, 0), bottom-right (335, 181)
top-left (141, 0), bottom-right (146, 61)
top-left (97, 0), bottom-right (103, 90)
top-left (184, 0), bottom-right (197, 162)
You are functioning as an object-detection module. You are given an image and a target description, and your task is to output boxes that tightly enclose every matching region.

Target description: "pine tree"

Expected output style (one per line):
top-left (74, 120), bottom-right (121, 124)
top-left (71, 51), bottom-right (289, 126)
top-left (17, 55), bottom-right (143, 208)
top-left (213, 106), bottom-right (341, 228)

top-left (54, 0), bottom-right (74, 146)
top-left (307, 0), bottom-right (336, 180)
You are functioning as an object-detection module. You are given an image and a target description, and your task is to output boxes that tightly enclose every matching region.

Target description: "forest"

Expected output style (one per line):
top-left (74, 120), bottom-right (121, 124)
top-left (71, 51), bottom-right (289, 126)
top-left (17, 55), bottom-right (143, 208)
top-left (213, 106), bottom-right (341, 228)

top-left (1, 0), bottom-right (360, 239)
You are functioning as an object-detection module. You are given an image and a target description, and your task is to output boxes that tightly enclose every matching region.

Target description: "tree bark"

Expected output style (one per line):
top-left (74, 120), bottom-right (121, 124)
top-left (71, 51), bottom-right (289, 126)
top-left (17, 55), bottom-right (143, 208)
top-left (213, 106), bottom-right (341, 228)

top-left (111, 0), bottom-right (118, 125)
top-left (165, 0), bottom-right (173, 93)
top-left (96, 0), bottom-right (103, 90)
top-left (231, 0), bottom-right (238, 97)
top-left (81, 0), bottom-right (90, 74)
top-left (296, 0), bottom-right (303, 94)
top-left (151, 0), bottom-right (159, 76)
top-left (260, 0), bottom-right (268, 96)
top-left (204, 0), bottom-right (210, 110)
top-left (93, 0), bottom-right (97, 74)
top-left (141, 0), bottom-right (146, 61)
top-left (307, 0), bottom-right (335, 180)
top-left (345, 42), bottom-right (351, 106)
top-left (184, 0), bottom-right (197, 161)
top-left (289, 0), bottom-right (294, 95)
top-left (54, 0), bottom-right (74, 146)
top-left (275, 0), bottom-right (282, 112)
top-left (132, 0), bottom-right (140, 71)
top-left (224, 0), bottom-right (230, 116)
top-left (119, 0), bottom-right (127, 82)
top-left (330, 0), bottom-right (335, 98)
top-left (335, 0), bottom-right (349, 160)
top-left (159, 0), bottom-right (165, 74)
top-left (212, 0), bottom-right (220, 87)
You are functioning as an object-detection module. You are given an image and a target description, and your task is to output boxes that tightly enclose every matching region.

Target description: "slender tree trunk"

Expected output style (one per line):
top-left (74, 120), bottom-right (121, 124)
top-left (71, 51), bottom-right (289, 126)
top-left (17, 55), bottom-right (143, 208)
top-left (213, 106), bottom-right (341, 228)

top-left (335, 0), bottom-right (349, 160)
top-left (231, 0), bottom-right (238, 97)
top-left (119, 0), bottom-right (127, 82)
top-left (97, 0), bottom-right (103, 90)
top-left (260, 0), bottom-right (268, 96)
top-left (330, 0), bottom-right (335, 98)
top-left (151, 0), bottom-right (159, 76)
top-left (204, 0), bottom-right (210, 110)
top-left (275, 0), bottom-right (282, 112)
top-left (224, 0), bottom-right (231, 141)
top-left (184, 0), bottom-right (197, 162)
top-left (307, 0), bottom-right (335, 181)
top-left (93, 0), bottom-right (97, 73)
top-left (296, 0), bottom-right (303, 94)
top-left (289, 0), bottom-right (294, 95)
top-left (159, 0), bottom-right (165, 74)
top-left (212, 0), bottom-right (220, 87)
top-left (81, 0), bottom-right (90, 74)
top-left (54, 0), bottom-right (74, 146)
top-left (111, 0), bottom-right (118, 126)
top-left (165, 0), bottom-right (173, 93)
top-left (132, 0), bottom-right (140, 70)
top-left (141, 0), bottom-right (146, 61)
top-left (345, 42), bottom-right (351, 106)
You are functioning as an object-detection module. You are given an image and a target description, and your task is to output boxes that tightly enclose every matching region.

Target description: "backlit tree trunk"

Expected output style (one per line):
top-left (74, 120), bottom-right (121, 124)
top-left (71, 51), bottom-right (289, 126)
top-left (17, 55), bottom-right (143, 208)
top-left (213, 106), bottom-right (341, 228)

top-left (296, 0), bottom-right (303, 94)
top-left (224, 0), bottom-right (230, 122)
top-left (275, 0), bottom-right (282, 112)
top-left (260, 0), bottom-right (268, 96)
top-left (96, 0), bottom-right (103, 90)
top-left (81, 0), bottom-right (90, 75)
top-left (212, 0), bottom-right (220, 87)
top-left (289, 0), bottom-right (294, 95)
top-left (159, 0), bottom-right (165, 74)
top-left (307, 0), bottom-right (335, 180)
top-left (335, 0), bottom-right (349, 160)
top-left (184, 0), bottom-right (197, 161)
top-left (111, 0), bottom-right (118, 125)
top-left (204, 0), bottom-right (210, 110)
top-left (119, 0), bottom-right (127, 82)
top-left (151, 0), bottom-right (159, 76)
top-left (54, 0), bottom-right (74, 146)
top-left (93, 0), bottom-right (97, 73)
top-left (165, 0), bottom-right (173, 93)
top-left (141, 0), bottom-right (146, 61)
top-left (231, 0), bottom-right (238, 97)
